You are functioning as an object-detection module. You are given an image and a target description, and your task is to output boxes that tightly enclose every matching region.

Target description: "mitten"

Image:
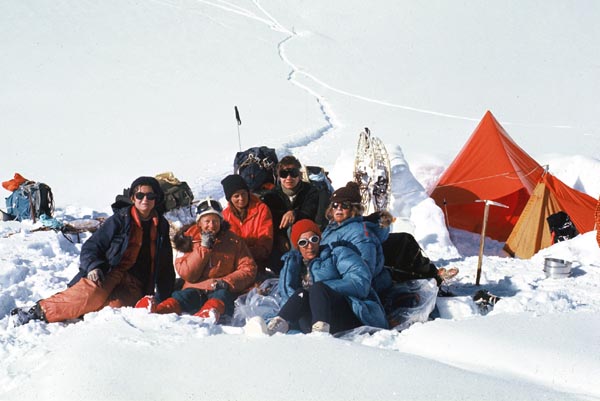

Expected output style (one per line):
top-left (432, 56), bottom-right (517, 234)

top-left (201, 232), bottom-right (216, 249)
top-left (87, 268), bottom-right (105, 285)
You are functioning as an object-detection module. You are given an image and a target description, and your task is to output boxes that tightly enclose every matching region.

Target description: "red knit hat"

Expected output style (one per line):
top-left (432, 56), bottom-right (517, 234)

top-left (290, 219), bottom-right (321, 249)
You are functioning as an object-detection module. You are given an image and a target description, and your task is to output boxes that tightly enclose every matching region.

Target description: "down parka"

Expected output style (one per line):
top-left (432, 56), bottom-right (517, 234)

top-left (68, 205), bottom-right (175, 302)
top-left (278, 244), bottom-right (388, 329)
top-left (175, 223), bottom-right (257, 293)
top-left (223, 193), bottom-right (273, 268)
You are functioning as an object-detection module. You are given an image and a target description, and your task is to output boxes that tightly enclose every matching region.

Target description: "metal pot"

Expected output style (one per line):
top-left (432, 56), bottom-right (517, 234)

top-left (543, 258), bottom-right (572, 279)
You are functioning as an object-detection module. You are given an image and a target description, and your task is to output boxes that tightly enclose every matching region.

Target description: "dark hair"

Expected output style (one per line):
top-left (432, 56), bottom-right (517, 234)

top-left (277, 155), bottom-right (301, 171)
top-left (128, 176), bottom-right (164, 205)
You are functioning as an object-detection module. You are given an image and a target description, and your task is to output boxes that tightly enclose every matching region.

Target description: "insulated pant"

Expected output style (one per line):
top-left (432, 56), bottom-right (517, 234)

top-left (278, 281), bottom-right (362, 334)
top-left (171, 288), bottom-right (236, 316)
top-left (39, 267), bottom-right (144, 323)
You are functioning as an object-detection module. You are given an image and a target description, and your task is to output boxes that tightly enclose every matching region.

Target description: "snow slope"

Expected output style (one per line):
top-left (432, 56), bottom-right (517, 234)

top-left (1, 1), bottom-right (600, 400)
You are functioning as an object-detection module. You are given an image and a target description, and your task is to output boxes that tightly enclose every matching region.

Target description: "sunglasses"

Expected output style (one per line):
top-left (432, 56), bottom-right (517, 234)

top-left (134, 192), bottom-right (158, 201)
top-left (279, 168), bottom-right (300, 179)
top-left (297, 235), bottom-right (320, 248)
top-left (197, 199), bottom-right (223, 214)
top-left (332, 201), bottom-right (354, 210)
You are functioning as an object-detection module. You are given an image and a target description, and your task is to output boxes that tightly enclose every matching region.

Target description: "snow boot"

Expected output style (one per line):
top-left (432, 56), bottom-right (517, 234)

top-left (10, 303), bottom-right (45, 327)
top-left (267, 316), bottom-right (289, 335)
top-left (473, 289), bottom-right (501, 306)
top-left (311, 321), bottom-right (330, 334)
top-left (243, 316), bottom-right (269, 336)
top-left (155, 298), bottom-right (182, 315)
top-left (134, 295), bottom-right (157, 312)
top-left (473, 290), bottom-right (501, 315)
top-left (194, 298), bottom-right (225, 322)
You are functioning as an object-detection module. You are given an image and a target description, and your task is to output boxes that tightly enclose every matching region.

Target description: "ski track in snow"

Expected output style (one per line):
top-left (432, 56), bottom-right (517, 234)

top-left (195, 0), bottom-right (575, 152)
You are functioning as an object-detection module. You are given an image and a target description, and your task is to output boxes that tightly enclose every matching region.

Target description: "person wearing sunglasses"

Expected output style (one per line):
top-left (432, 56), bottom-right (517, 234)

top-left (264, 219), bottom-right (387, 335)
top-left (261, 155), bottom-right (321, 273)
top-left (143, 196), bottom-right (257, 323)
top-left (320, 181), bottom-right (394, 294)
top-left (221, 174), bottom-right (274, 281)
top-left (11, 176), bottom-right (176, 326)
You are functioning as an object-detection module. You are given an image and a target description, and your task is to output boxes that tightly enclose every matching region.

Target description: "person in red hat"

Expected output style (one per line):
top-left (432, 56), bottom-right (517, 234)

top-left (265, 219), bottom-right (387, 335)
top-left (11, 176), bottom-right (175, 326)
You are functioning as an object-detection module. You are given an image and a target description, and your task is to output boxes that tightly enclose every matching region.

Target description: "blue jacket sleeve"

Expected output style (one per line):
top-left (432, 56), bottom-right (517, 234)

top-left (277, 250), bottom-right (303, 304)
top-left (321, 246), bottom-right (372, 299)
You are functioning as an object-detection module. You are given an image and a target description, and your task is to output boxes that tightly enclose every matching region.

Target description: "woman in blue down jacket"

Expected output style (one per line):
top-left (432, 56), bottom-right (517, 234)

top-left (319, 181), bottom-right (393, 293)
top-left (267, 219), bottom-right (388, 335)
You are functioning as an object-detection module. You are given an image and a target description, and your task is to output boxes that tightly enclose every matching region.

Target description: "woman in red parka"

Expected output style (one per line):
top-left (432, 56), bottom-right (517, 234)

top-left (138, 197), bottom-right (257, 322)
top-left (221, 174), bottom-right (273, 280)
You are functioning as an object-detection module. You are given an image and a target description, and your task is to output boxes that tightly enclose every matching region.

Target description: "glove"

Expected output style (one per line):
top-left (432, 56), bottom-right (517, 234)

top-left (87, 268), bottom-right (105, 285)
top-left (201, 232), bottom-right (216, 249)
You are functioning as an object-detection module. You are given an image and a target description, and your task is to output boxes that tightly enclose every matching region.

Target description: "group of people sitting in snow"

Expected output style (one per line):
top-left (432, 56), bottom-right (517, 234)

top-left (11, 155), bottom-right (445, 335)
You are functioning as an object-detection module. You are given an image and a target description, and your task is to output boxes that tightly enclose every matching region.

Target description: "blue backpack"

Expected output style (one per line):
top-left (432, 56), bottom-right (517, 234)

top-left (5, 181), bottom-right (54, 222)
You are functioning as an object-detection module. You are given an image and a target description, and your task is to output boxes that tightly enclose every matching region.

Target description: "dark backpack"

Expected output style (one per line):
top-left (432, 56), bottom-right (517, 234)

top-left (234, 146), bottom-right (278, 194)
top-left (155, 172), bottom-right (194, 212)
top-left (547, 211), bottom-right (579, 244)
top-left (5, 181), bottom-right (54, 222)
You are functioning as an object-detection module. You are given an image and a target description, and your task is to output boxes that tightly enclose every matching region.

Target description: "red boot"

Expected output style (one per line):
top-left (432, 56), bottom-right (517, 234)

top-left (155, 298), bottom-right (182, 315)
top-left (135, 295), bottom-right (157, 312)
top-left (194, 298), bottom-right (225, 322)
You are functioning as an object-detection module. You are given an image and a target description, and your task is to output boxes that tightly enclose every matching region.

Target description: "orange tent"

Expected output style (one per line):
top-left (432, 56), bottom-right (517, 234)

top-left (504, 173), bottom-right (597, 258)
top-left (430, 111), bottom-right (545, 241)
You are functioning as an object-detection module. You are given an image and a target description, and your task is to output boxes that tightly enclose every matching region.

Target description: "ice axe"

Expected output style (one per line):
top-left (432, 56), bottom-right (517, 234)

top-left (474, 199), bottom-right (509, 285)
top-left (234, 106), bottom-right (242, 151)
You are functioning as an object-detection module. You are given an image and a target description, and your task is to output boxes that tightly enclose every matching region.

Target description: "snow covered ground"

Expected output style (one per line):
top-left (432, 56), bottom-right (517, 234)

top-left (1, 1), bottom-right (600, 400)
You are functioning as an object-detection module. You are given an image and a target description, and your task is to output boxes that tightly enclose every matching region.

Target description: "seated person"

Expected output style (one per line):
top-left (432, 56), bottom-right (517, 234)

top-left (267, 219), bottom-right (388, 335)
top-left (11, 176), bottom-right (175, 326)
top-left (261, 155), bottom-right (320, 273)
top-left (221, 174), bottom-right (274, 280)
top-left (137, 197), bottom-right (257, 323)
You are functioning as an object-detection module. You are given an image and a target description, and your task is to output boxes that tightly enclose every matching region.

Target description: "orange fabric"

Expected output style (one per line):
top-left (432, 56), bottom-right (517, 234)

top-left (156, 298), bottom-right (182, 314)
top-left (127, 208), bottom-right (158, 294)
top-left (223, 194), bottom-right (273, 268)
top-left (40, 208), bottom-right (160, 322)
top-left (504, 174), bottom-right (597, 258)
top-left (175, 225), bottom-right (257, 293)
top-left (2, 173), bottom-right (28, 192)
top-left (39, 267), bottom-right (144, 322)
top-left (430, 111), bottom-right (545, 241)
top-left (595, 196), bottom-right (600, 247)
top-left (194, 298), bottom-right (225, 318)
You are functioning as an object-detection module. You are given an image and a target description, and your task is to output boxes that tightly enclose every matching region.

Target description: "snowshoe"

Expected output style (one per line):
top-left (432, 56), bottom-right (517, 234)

top-left (353, 128), bottom-right (392, 214)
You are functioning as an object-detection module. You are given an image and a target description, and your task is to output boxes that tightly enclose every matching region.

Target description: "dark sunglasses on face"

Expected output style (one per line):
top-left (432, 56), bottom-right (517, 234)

top-left (332, 201), bottom-right (354, 210)
top-left (297, 235), bottom-right (320, 248)
top-left (197, 199), bottom-right (223, 214)
top-left (279, 168), bottom-right (300, 179)
top-left (135, 192), bottom-right (158, 201)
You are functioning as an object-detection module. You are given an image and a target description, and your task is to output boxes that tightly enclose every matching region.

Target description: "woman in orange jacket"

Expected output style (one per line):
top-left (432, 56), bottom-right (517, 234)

top-left (221, 174), bottom-right (273, 280)
top-left (137, 197), bottom-right (257, 322)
